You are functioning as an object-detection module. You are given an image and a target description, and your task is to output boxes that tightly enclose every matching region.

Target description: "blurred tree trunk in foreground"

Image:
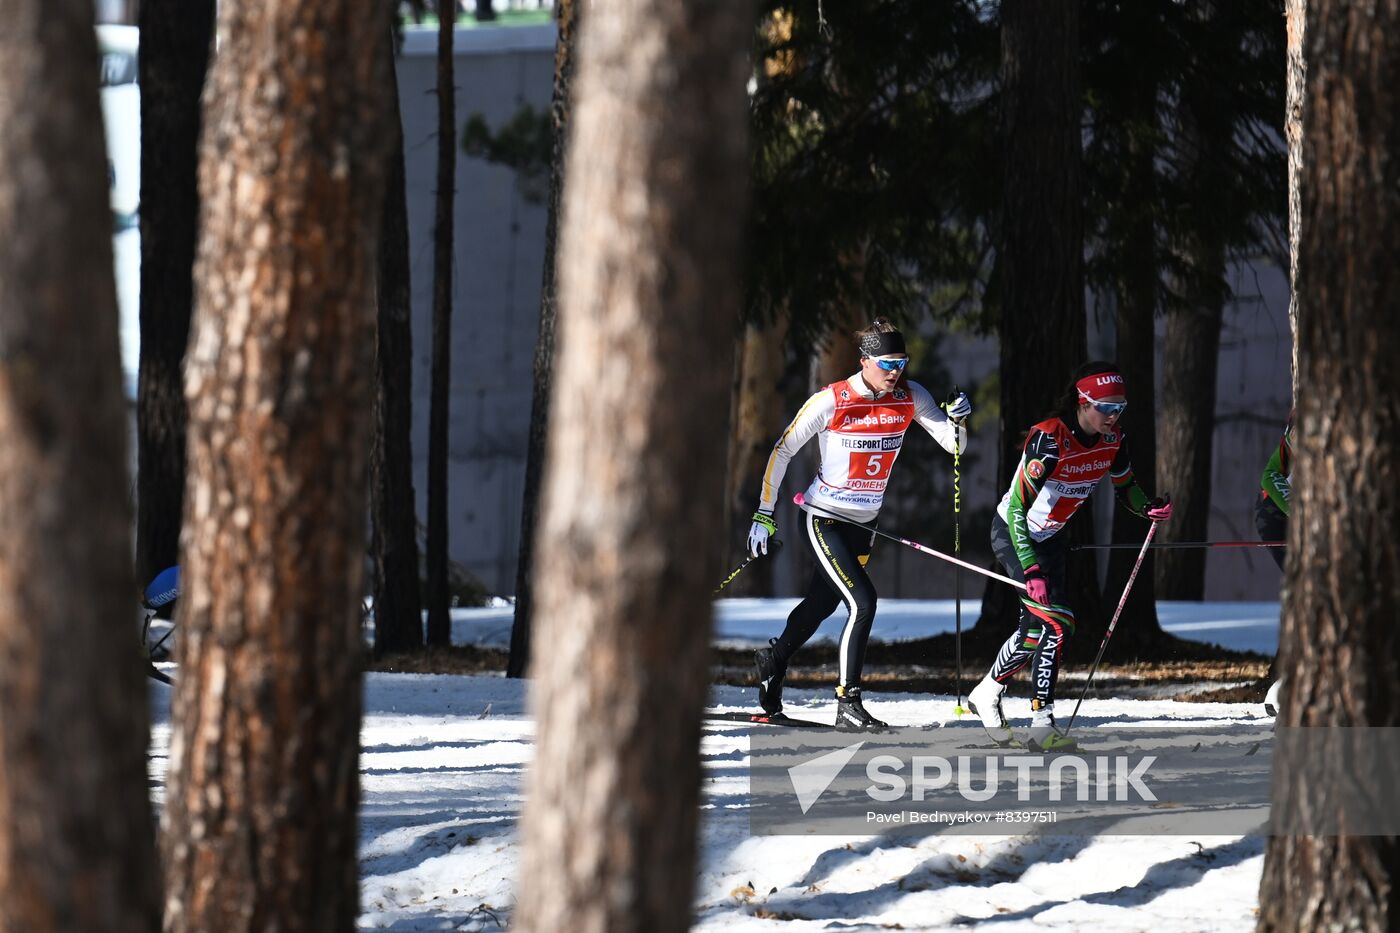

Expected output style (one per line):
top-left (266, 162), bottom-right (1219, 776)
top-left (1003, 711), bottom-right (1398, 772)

top-left (0, 1), bottom-right (161, 928)
top-left (159, 0), bottom-right (389, 925)
top-left (514, 0), bottom-right (752, 928)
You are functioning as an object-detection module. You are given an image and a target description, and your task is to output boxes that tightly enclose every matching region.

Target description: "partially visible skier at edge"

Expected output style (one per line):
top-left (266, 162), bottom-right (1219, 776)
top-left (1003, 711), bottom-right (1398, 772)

top-left (1256, 409), bottom-right (1293, 716)
top-left (967, 361), bottom-right (1173, 752)
top-left (745, 317), bottom-right (970, 731)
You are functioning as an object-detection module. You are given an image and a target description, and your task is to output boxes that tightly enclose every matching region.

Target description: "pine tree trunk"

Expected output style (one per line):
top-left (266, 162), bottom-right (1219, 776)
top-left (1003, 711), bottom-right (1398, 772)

top-left (724, 318), bottom-right (790, 596)
top-left (135, 0), bottom-right (215, 585)
top-left (1103, 87), bottom-right (1161, 643)
top-left (1155, 300), bottom-right (1220, 600)
top-left (425, 0), bottom-right (456, 647)
top-left (717, 4), bottom-right (799, 599)
top-left (372, 24), bottom-right (424, 657)
top-left (1284, 0), bottom-right (1304, 403)
top-left (508, 0), bottom-right (576, 678)
top-left (0, 3), bottom-right (161, 928)
top-left (159, 0), bottom-right (389, 926)
top-left (1258, 0), bottom-right (1400, 926)
top-left (1156, 18), bottom-right (1226, 603)
top-left (974, 0), bottom-right (1092, 645)
top-left (513, 0), bottom-right (751, 927)
top-left (812, 293), bottom-right (864, 389)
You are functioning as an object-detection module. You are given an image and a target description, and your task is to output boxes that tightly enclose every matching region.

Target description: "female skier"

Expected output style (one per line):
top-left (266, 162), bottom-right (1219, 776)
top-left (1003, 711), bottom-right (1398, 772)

top-left (1256, 409), bottom-right (1293, 715)
top-left (967, 361), bottom-right (1172, 751)
top-left (1256, 410), bottom-right (1292, 571)
top-left (745, 317), bottom-right (970, 730)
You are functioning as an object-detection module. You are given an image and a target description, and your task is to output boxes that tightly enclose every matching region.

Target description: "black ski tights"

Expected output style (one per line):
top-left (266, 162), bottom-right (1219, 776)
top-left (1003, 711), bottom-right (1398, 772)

top-left (771, 510), bottom-right (877, 688)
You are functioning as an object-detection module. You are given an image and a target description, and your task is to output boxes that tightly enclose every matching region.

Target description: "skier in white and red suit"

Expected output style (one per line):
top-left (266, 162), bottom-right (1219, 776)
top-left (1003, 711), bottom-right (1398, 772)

top-left (968, 361), bottom-right (1172, 751)
top-left (744, 317), bottom-right (970, 731)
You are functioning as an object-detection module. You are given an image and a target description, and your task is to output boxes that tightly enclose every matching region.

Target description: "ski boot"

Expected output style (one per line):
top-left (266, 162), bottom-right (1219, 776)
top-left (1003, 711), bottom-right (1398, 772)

top-left (1027, 700), bottom-right (1076, 752)
top-left (834, 684), bottom-right (889, 731)
top-left (754, 639), bottom-right (786, 715)
top-left (968, 675), bottom-right (1019, 747)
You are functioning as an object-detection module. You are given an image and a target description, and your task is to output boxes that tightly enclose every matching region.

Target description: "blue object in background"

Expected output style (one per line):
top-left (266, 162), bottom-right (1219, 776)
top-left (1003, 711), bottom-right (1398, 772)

top-left (144, 565), bottom-right (180, 609)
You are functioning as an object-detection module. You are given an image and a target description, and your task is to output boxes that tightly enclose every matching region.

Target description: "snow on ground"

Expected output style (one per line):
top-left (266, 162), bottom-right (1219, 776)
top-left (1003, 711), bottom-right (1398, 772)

top-left (147, 600), bottom-right (1275, 931)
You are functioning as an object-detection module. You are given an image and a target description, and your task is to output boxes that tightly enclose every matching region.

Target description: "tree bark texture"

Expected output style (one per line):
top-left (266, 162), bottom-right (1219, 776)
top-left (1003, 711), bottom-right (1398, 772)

top-left (811, 292), bottom-right (864, 389)
top-left (976, 0), bottom-right (1092, 642)
top-left (513, 0), bottom-right (751, 928)
top-left (1104, 70), bottom-right (1161, 639)
top-left (135, 0), bottom-right (215, 585)
top-left (372, 25), bottom-right (424, 657)
top-left (1155, 300), bottom-right (1220, 600)
top-left (424, 0), bottom-right (456, 646)
top-left (1258, 0), bottom-right (1400, 928)
top-left (159, 0), bottom-right (389, 927)
top-left (509, 0), bottom-right (576, 678)
top-left (1284, 0), bottom-right (1304, 403)
top-left (0, 3), bottom-right (161, 930)
top-left (724, 318), bottom-right (790, 596)
top-left (1156, 21), bottom-right (1227, 602)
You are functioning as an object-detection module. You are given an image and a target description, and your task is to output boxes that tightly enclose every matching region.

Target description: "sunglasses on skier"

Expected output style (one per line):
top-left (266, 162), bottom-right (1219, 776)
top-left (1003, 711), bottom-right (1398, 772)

top-left (868, 356), bottom-right (909, 372)
top-left (1089, 400), bottom-right (1127, 416)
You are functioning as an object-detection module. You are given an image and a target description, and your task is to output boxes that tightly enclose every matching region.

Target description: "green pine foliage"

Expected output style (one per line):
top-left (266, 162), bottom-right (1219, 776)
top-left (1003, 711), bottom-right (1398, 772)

top-left (1082, 0), bottom-right (1285, 313)
top-left (748, 0), bottom-right (1282, 342)
top-left (462, 105), bottom-right (553, 204)
top-left (461, 2), bottom-right (1283, 357)
top-left (747, 0), bottom-right (1000, 345)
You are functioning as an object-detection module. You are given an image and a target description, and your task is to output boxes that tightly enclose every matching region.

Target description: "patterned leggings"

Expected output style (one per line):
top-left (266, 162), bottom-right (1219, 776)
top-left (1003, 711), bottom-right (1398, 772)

top-left (987, 515), bottom-right (1075, 706)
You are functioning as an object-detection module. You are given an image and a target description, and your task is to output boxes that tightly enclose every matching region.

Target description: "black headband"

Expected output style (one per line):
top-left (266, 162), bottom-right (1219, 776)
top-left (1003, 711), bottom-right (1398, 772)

top-left (859, 330), bottom-right (906, 358)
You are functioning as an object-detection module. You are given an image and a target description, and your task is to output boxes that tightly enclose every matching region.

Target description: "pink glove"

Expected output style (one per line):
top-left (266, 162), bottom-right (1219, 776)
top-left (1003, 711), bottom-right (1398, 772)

top-left (1147, 495), bottom-right (1173, 522)
top-left (1023, 565), bottom-right (1049, 605)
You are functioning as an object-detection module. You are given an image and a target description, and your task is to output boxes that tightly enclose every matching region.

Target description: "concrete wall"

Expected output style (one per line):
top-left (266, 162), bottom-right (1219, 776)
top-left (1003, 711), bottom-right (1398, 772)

top-left (1196, 259), bottom-right (1292, 599)
top-left (397, 25), bottom-right (555, 595)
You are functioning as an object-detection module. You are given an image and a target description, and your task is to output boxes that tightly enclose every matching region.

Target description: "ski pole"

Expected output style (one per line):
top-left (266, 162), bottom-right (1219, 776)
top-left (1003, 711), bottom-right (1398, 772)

top-left (951, 396), bottom-right (966, 716)
top-left (1069, 540), bottom-right (1283, 551)
top-left (149, 620), bottom-right (175, 657)
top-left (793, 493), bottom-right (1027, 591)
top-left (714, 538), bottom-right (783, 594)
top-left (1065, 519), bottom-right (1160, 733)
top-left (141, 610), bottom-right (175, 658)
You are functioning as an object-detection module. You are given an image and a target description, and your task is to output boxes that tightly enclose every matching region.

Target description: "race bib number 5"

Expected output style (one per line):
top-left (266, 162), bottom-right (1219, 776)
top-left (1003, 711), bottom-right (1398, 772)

top-left (849, 451), bottom-right (894, 481)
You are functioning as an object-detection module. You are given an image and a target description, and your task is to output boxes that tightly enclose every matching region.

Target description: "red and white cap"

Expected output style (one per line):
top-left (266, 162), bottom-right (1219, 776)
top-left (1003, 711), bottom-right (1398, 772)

top-left (1076, 371), bottom-right (1125, 403)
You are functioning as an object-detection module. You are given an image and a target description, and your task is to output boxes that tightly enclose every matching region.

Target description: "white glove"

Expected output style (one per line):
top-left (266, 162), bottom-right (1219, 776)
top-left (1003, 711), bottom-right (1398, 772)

top-left (748, 511), bottom-right (777, 557)
top-left (944, 390), bottom-right (972, 422)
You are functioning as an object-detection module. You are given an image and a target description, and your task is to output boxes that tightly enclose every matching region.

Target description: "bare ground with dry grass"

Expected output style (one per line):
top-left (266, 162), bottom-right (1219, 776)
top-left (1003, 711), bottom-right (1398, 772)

top-left (369, 640), bottom-right (1273, 705)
